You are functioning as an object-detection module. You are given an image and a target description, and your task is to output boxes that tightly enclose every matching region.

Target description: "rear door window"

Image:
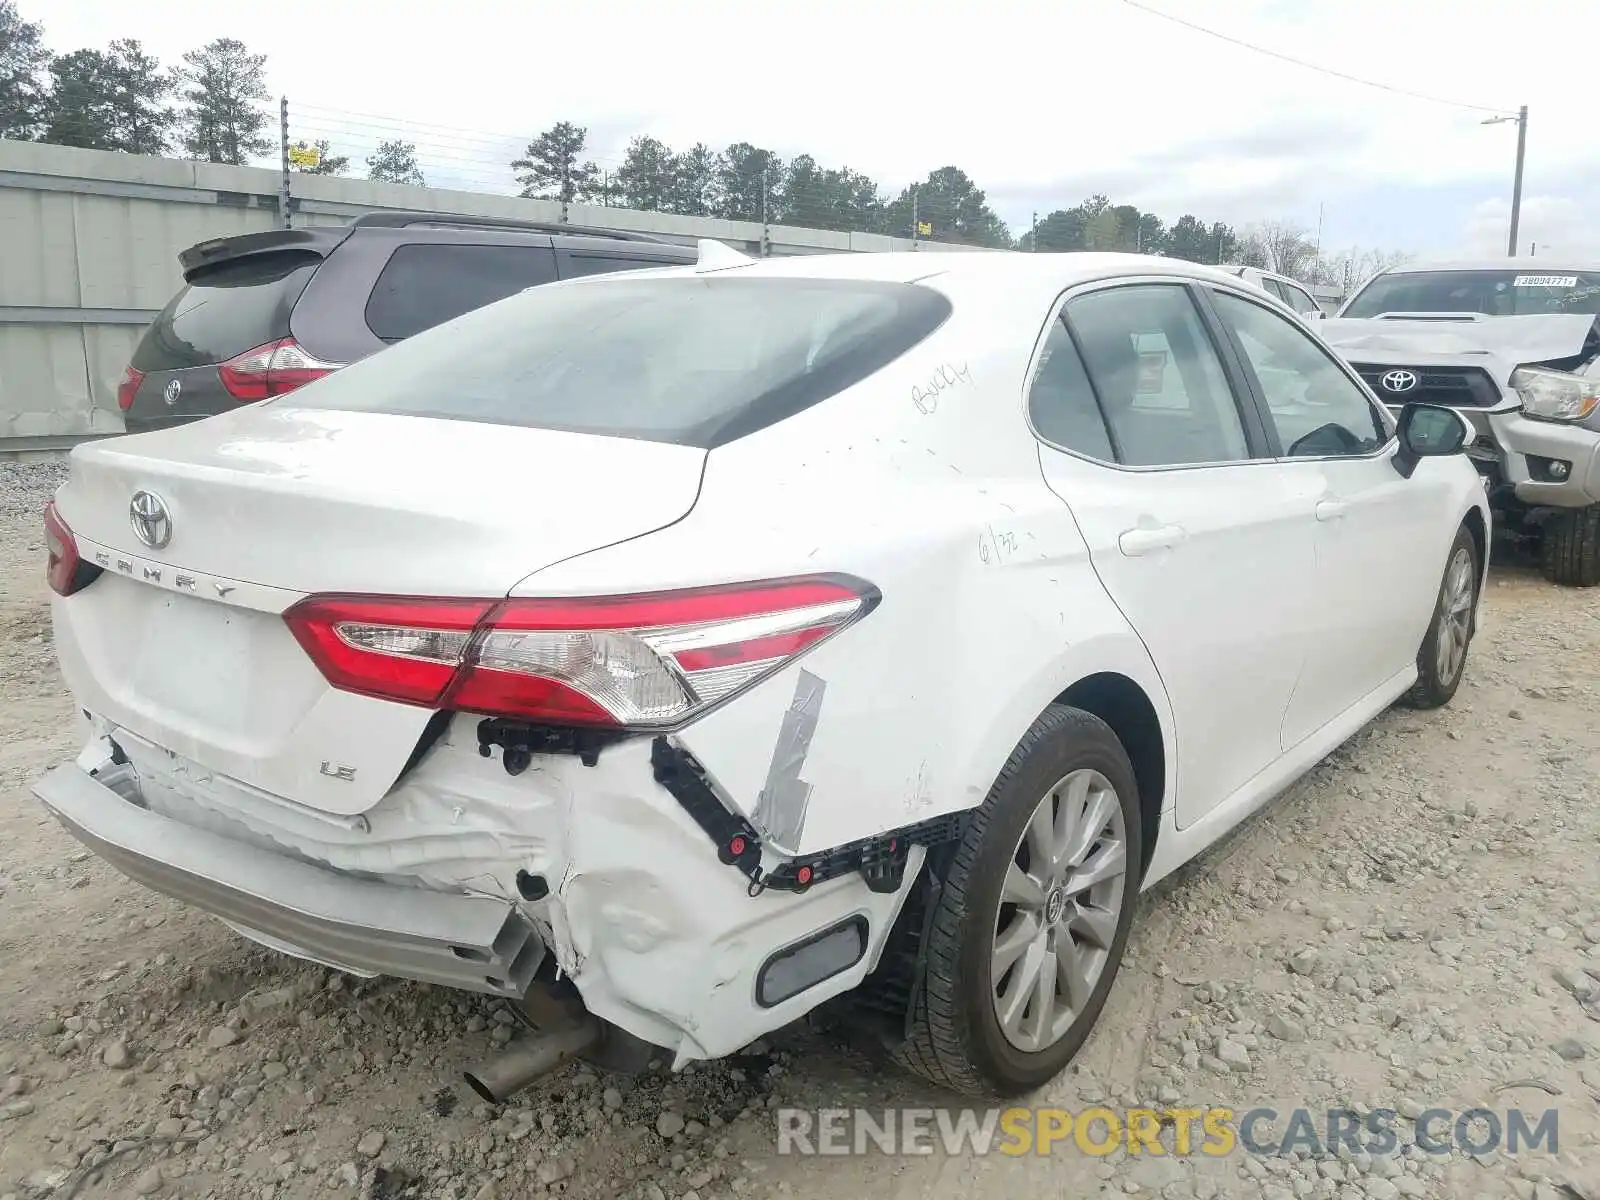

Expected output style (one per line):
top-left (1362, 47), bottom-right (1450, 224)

top-left (364, 243), bottom-right (559, 341)
top-left (1283, 282), bottom-right (1320, 315)
top-left (131, 251), bottom-right (321, 371)
top-left (288, 276), bottom-right (953, 448)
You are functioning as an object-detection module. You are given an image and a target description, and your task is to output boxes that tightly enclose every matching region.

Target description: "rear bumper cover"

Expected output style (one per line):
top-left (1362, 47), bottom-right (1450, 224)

top-left (34, 727), bottom-right (921, 1064)
top-left (35, 760), bottom-right (547, 996)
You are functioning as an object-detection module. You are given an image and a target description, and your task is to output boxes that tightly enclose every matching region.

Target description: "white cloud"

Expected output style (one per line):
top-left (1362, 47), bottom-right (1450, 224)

top-left (31, 0), bottom-right (1595, 251)
top-left (1460, 193), bottom-right (1600, 260)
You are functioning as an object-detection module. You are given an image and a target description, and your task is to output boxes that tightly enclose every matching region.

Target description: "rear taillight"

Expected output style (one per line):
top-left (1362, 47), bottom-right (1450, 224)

top-left (44, 501), bottom-right (100, 597)
top-left (284, 575), bottom-right (879, 728)
top-left (218, 338), bottom-right (342, 401)
top-left (115, 365), bottom-right (144, 411)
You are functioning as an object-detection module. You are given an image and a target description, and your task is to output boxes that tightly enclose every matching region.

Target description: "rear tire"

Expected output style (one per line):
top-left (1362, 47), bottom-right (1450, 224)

top-left (894, 706), bottom-right (1141, 1098)
top-left (1541, 504), bottom-right (1600, 587)
top-left (1402, 525), bottom-right (1478, 710)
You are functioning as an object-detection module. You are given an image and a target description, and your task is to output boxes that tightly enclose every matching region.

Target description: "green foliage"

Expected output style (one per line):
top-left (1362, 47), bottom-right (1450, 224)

top-left (366, 139), bottom-right (424, 186)
top-left (0, 0), bottom-right (51, 139)
top-left (43, 39), bottom-right (172, 154)
top-left (176, 37), bottom-right (271, 165)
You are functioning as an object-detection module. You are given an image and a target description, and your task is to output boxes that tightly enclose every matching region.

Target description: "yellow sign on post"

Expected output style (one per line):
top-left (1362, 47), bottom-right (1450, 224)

top-left (916, 220), bottom-right (932, 237)
top-left (287, 142), bottom-right (321, 169)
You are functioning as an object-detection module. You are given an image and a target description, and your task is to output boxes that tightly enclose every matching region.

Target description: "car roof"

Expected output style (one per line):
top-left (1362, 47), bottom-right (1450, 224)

top-left (1376, 257), bottom-right (1600, 275)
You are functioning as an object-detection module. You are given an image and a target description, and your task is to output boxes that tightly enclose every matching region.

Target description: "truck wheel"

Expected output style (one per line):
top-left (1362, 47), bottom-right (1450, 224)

top-left (1541, 504), bottom-right (1600, 587)
top-left (894, 706), bottom-right (1141, 1098)
top-left (1403, 525), bottom-right (1478, 710)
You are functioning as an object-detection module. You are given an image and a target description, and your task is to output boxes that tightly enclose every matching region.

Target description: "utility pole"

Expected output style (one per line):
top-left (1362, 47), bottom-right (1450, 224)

top-left (1031, 211), bottom-right (1038, 251)
top-left (760, 166), bottom-right (770, 257)
top-left (1483, 106), bottom-right (1528, 257)
top-left (278, 96), bottom-right (291, 230)
top-left (1315, 202), bottom-right (1324, 274)
top-left (911, 187), bottom-right (920, 249)
top-left (1508, 105), bottom-right (1528, 256)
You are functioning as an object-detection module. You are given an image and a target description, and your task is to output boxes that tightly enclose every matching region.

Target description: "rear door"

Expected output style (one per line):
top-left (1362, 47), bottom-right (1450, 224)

top-left (125, 249), bottom-right (325, 427)
top-left (1030, 280), bottom-right (1316, 829)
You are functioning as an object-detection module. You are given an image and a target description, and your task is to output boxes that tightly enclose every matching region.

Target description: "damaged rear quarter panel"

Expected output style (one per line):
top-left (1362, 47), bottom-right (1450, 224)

top-left (515, 296), bottom-right (1174, 860)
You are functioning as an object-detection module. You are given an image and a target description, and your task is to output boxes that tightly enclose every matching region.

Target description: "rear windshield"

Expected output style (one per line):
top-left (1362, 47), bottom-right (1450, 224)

top-left (131, 250), bottom-right (321, 372)
top-left (280, 276), bottom-right (954, 447)
top-left (1342, 269), bottom-right (1600, 318)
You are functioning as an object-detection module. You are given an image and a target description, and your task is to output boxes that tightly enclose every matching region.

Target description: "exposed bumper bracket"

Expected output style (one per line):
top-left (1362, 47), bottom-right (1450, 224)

top-left (649, 736), bottom-right (965, 898)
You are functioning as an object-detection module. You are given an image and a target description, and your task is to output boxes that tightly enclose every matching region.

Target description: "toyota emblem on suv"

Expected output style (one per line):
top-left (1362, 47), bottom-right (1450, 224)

top-left (163, 379), bottom-right (182, 406)
top-left (129, 490), bottom-right (172, 549)
top-left (1380, 369), bottom-right (1420, 394)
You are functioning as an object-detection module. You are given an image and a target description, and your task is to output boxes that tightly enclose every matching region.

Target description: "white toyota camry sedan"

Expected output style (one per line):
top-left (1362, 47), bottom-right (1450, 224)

top-left (36, 246), bottom-right (1489, 1100)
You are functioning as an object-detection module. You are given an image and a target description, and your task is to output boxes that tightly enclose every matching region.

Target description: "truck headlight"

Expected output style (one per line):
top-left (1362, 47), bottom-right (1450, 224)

top-left (1510, 367), bottom-right (1600, 422)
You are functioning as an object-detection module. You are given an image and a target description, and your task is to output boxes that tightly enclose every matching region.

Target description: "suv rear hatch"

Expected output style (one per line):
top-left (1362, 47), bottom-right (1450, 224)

top-left (120, 229), bottom-right (351, 428)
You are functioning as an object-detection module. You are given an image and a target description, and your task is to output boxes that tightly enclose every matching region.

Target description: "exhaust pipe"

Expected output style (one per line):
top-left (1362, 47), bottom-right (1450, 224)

top-left (463, 1016), bottom-right (602, 1104)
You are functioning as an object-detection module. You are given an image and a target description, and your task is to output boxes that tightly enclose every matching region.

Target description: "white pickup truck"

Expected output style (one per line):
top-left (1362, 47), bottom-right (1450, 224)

top-left (1320, 259), bottom-right (1600, 586)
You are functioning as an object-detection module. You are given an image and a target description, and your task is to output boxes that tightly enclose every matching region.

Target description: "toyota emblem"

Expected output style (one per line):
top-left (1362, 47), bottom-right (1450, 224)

top-left (129, 490), bottom-right (172, 550)
top-left (163, 379), bottom-right (182, 406)
top-left (1380, 369), bottom-right (1420, 394)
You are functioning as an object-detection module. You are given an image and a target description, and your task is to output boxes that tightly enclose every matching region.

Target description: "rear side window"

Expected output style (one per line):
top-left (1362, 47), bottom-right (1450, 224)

top-left (287, 277), bottom-right (954, 448)
top-left (364, 244), bottom-right (559, 341)
top-left (1027, 318), bottom-right (1114, 461)
top-left (557, 252), bottom-right (686, 280)
top-left (131, 251), bottom-right (320, 371)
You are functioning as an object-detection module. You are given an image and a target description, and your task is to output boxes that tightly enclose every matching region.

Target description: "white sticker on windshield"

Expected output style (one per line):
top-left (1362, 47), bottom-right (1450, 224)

top-left (1514, 274), bottom-right (1578, 288)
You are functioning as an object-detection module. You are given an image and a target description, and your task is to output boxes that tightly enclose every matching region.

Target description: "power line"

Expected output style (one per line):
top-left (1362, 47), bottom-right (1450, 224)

top-left (1114, 0), bottom-right (1511, 115)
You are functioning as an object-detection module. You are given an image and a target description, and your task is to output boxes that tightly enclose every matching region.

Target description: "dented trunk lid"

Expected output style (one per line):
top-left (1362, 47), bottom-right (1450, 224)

top-left (50, 404), bottom-right (707, 814)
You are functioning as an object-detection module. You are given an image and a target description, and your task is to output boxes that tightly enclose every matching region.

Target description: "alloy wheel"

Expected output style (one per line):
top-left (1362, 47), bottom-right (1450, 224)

top-left (1435, 546), bottom-right (1474, 687)
top-left (990, 768), bottom-right (1128, 1053)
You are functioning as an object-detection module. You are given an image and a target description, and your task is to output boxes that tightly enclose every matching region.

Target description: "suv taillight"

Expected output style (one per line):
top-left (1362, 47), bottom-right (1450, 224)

top-left (283, 576), bottom-right (879, 728)
top-left (116, 366), bottom-right (144, 411)
top-left (218, 338), bottom-right (342, 401)
top-left (44, 501), bottom-right (100, 597)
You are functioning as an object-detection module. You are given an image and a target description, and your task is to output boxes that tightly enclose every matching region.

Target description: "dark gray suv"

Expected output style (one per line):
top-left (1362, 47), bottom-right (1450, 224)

top-left (115, 212), bottom-right (699, 434)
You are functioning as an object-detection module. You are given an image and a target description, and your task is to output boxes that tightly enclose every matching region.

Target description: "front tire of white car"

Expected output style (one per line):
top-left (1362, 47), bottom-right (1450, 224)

top-left (895, 705), bottom-right (1141, 1098)
top-left (1401, 524), bottom-right (1479, 710)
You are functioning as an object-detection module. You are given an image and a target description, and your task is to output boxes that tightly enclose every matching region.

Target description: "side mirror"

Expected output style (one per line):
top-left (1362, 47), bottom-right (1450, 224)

top-left (1392, 402), bottom-right (1472, 479)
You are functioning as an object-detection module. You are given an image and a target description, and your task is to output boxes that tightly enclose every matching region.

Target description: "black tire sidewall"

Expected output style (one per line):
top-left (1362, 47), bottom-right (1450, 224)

top-left (1412, 526), bottom-right (1478, 705)
top-left (948, 710), bottom-right (1143, 1094)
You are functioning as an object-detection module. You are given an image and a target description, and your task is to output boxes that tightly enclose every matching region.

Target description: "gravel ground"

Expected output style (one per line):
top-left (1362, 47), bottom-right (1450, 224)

top-left (3, 455), bottom-right (1600, 1200)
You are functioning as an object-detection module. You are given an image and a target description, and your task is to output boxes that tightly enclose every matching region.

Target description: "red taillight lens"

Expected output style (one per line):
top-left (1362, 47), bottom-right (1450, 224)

top-left (218, 338), bottom-right (341, 401)
top-left (115, 365), bottom-right (144, 411)
top-left (283, 576), bottom-right (878, 729)
top-left (44, 501), bottom-right (99, 597)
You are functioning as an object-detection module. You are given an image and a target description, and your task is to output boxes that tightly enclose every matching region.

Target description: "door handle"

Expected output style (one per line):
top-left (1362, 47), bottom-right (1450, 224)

top-left (1118, 524), bottom-right (1185, 557)
top-left (1315, 499), bottom-right (1348, 522)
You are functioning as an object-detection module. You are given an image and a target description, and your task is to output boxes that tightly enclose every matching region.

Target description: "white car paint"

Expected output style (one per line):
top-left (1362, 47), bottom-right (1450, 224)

top-left (35, 248), bottom-right (1489, 1085)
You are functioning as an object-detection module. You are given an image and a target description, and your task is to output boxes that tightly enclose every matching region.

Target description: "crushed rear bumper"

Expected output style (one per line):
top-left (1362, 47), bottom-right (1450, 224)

top-left (34, 760), bottom-right (546, 996)
top-left (33, 725), bottom-right (922, 1065)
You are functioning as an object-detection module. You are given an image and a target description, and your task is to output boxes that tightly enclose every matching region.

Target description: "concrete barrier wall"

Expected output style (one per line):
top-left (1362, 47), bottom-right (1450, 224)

top-left (0, 140), bottom-right (989, 448)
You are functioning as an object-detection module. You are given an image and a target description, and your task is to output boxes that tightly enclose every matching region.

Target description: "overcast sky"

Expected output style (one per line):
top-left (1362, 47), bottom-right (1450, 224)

top-left (38, 0), bottom-right (1597, 259)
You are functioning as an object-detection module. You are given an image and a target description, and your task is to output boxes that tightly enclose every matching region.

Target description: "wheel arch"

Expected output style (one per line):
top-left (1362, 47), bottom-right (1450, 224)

top-left (1053, 672), bottom-right (1166, 878)
top-left (1461, 501), bottom-right (1488, 632)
